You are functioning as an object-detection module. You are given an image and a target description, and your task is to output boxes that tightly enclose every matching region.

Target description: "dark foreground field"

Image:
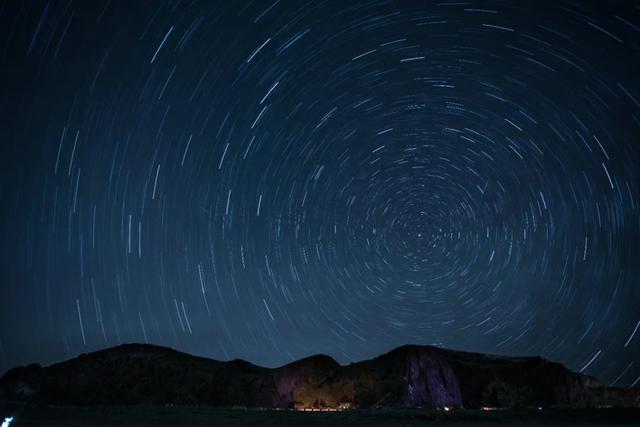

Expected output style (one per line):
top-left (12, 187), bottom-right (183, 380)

top-left (0, 405), bottom-right (639, 427)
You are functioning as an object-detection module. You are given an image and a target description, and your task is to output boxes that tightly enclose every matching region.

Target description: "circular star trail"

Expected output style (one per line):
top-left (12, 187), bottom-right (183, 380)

top-left (0, 0), bottom-right (639, 386)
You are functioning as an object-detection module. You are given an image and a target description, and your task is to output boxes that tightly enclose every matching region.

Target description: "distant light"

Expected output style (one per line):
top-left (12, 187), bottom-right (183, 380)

top-left (537, 406), bottom-right (543, 411)
top-left (2, 417), bottom-right (14, 427)
top-left (443, 406), bottom-right (451, 411)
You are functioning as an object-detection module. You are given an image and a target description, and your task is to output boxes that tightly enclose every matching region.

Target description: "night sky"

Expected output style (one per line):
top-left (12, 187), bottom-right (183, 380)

top-left (0, 0), bottom-right (639, 387)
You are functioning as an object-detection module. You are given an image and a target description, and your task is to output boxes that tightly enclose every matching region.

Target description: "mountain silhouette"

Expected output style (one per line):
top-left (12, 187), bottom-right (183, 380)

top-left (1, 344), bottom-right (637, 409)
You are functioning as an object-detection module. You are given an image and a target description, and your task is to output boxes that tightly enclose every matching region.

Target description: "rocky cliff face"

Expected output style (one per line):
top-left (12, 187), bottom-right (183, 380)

top-left (0, 343), bottom-right (637, 409)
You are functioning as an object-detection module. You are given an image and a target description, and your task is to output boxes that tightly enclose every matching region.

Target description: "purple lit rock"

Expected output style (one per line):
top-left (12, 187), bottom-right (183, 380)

top-left (405, 347), bottom-right (462, 407)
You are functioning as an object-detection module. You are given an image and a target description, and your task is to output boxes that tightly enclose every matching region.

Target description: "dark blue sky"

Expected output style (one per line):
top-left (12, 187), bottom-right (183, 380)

top-left (0, 0), bottom-right (639, 386)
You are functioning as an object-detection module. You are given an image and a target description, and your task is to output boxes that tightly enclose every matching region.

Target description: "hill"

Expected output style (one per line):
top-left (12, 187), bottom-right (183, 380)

top-left (0, 344), bottom-right (637, 409)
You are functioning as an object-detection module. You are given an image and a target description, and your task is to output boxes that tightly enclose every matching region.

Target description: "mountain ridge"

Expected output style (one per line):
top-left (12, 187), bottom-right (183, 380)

top-left (1, 343), bottom-right (637, 409)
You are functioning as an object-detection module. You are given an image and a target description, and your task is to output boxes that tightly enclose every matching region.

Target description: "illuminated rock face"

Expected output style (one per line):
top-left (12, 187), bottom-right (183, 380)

top-left (273, 355), bottom-right (347, 409)
top-left (406, 348), bottom-right (462, 407)
top-left (1, 343), bottom-right (637, 409)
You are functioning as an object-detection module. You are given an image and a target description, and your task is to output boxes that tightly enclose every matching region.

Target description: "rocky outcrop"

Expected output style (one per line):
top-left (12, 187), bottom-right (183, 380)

top-left (0, 343), bottom-right (637, 409)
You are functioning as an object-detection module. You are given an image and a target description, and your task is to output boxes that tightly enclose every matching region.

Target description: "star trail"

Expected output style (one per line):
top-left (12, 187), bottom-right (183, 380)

top-left (0, 0), bottom-right (639, 387)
